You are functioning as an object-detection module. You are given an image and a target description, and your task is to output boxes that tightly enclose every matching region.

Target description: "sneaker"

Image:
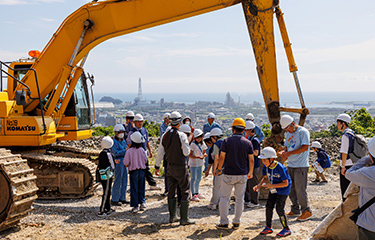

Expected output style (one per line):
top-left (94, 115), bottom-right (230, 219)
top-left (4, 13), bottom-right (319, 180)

top-left (232, 223), bottom-right (240, 230)
top-left (207, 203), bottom-right (218, 210)
top-left (131, 207), bottom-right (139, 214)
top-left (277, 228), bottom-right (291, 237)
top-left (311, 179), bottom-right (320, 183)
top-left (197, 193), bottom-right (205, 199)
top-left (139, 203), bottom-right (146, 211)
top-left (216, 223), bottom-right (229, 230)
top-left (108, 208), bottom-right (116, 214)
top-left (191, 195), bottom-right (200, 202)
top-left (260, 226), bottom-right (273, 235)
top-left (297, 211), bottom-right (312, 221)
top-left (119, 199), bottom-right (130, 204)
top-left (98, 211), bottom-right (110, 217)
top-left (245, 202), bottom-right (259, 208)
top-left (150, 185), bottom-right (162, 191)
top-left (161, 192), bottom-right (168, 197)
top-left (286, 211), bottom-right (300, 217)
top-left (321, 180), bottom-right (328, 184)
top-left (111, 200), bottom-right (122, 206)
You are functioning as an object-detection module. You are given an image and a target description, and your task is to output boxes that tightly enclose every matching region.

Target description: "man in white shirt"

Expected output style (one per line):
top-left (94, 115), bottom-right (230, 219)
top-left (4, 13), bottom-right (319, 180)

top-left (336, 113), bottom-right (354, 201)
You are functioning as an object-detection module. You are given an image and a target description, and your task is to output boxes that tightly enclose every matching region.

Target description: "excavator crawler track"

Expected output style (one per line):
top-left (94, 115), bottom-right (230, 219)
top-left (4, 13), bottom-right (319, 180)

top-left (0, 149), bottom-right (38, 232)
top-left (20, 151), bottom-right (99, 199)
top-left (47, 144), bottom-right (100, 161)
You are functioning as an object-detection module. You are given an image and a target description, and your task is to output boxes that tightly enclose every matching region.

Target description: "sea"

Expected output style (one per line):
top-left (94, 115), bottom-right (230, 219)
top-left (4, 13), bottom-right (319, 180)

top-left (94, 92), bottom-right (374, 109)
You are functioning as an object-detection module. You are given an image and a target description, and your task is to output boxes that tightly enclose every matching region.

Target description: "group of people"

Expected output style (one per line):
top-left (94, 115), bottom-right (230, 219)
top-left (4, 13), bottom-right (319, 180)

top-left (96, 110), bottom-right (375, 239)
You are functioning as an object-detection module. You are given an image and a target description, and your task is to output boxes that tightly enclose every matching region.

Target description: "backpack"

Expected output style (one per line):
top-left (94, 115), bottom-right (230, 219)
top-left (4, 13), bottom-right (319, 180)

top-left (344, 131), bottom-right (368, 163)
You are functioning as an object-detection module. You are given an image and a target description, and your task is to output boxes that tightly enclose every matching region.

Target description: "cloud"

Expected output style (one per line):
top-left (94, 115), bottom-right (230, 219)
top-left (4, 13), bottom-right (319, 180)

top-left (0, 0), bottom-right (63, 5)
top-left (164, 47), bottom-right (251, 57)
top-left (0, 50), bottom-right (27, 61)
top-left (295, 39), bottom-right (375, 64)
top-left (108, 36), bottom-right (155, 44)
top-left (39, 17), bottom-right (55, 22)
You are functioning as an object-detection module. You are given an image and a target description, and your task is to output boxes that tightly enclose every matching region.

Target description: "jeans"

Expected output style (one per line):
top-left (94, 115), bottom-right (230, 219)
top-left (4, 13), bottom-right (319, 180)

top-left (112, 161), bottom-right (128, 202)
top-left (190, 166), bottom-right (202, 195)
top-left (129, 169), bottom-right (146, 208)
top-left (219, 174), bottom-right (247, 225)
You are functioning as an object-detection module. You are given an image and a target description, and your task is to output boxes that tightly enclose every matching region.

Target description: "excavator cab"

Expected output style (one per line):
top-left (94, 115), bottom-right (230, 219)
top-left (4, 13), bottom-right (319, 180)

top-left (56, 72), bottom-right (94, 141)
top-left (0, 59), bottom-right (94, 146)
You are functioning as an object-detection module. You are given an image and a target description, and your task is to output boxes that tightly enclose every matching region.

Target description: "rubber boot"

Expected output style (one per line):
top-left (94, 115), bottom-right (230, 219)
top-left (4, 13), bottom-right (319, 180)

top-left (168, 198), bottom-right (180, 223)
top-left (180, 201), bottom-right (195, 225)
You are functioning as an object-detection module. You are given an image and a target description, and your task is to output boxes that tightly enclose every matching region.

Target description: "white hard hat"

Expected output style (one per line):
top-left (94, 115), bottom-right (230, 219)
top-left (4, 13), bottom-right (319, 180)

top-left (169, 111), bottom-right (182, 125)
top-left (179, 124), bottom-right (191, 134)
top-left (113, 124), bottom-right (125, 132)
top-left (101, 136), bottom-right (114, 149)
top-left (246, 113), bottom-right (254, 121)
top-left (163, 113), bottom-right (171, 119)
top-left (134, 114), bottom-right (144, 121)
top-left (207, 112), bottom-right (215, 119)
top-left (194, 129), bottom-right (204, 138)
top-left (126, 111), bottom-right (135, 117)
top-left (204, 133), bottom-right (211, 140)
top-left (337, 113), bottom-right (351, 124)
top-left (368, 137), bottom-right (375, 157)
top-left (259, 147), bottom-right (277, 159)
top-left (280, 115), bottom-right (294, 129)
top-left (311, 141), bottom-right (322, 149)
top-left (130, 131), bottom-right (145, 143)
top-left (245, 121), bottom-right (255, 130)
top-left (210, 128), bottom-right (223, 137)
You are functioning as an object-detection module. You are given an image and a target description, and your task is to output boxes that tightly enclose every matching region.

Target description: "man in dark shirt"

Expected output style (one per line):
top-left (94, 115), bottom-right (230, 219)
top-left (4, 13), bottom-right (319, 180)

top-left (244, 121), bottom-right (261, 208)
top-left (156, 111), bottom-right (194, 225)
top-left (216, 118), bottom-right (254, 230)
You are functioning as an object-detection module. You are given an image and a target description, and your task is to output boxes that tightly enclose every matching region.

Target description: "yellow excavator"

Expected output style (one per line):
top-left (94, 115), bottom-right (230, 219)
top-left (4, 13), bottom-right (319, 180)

top-left (0, 0), bottom-right (309, 231)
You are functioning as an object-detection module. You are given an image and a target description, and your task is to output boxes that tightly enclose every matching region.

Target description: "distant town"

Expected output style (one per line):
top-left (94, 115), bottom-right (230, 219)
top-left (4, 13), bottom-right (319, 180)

top-left (93, 78), bottom-right (375, 135)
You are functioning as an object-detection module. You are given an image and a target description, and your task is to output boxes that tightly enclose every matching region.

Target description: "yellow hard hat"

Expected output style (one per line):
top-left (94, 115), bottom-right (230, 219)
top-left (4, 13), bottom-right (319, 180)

top-left (232, 118), bottom-right (246, 129)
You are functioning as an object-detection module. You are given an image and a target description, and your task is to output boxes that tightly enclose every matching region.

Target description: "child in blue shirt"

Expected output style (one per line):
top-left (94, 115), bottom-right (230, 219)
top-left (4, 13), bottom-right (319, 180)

top-left (311, 141), bottom-right (331, 183)
top-left (254, 147), bottom-right (292, 237)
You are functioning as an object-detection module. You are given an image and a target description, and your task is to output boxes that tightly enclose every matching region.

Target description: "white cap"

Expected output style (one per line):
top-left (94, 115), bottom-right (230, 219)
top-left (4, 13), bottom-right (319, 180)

top-left (101, 136), bottom-right (114, 149)
top-left (114, 124), bottom-right (125, 132)
top-left (210, 128), bottom-right (223, 137)
top-left (259, 147), bottom-right (277, 159)
top-left (204, 133), bottom-right (211, 140)
top-left (126, 111), bottom-right (135, 117)
top-left (193, 129), bottom-right (204, 138)
top-left (163, 113), bottom-right (170, 119)
top-left (130, 131), bottom-right (145, 143)
top-left (311, 141), bottom-right (322, 149)
top-left (246, 113), bottom-right (254, 121)
top-left (245, 121), bottom-right (255, 130)
top-left (207, 112), bottom-right (215, 119)
top-left (280, 115), bottom-right (294, 129)
top-left (368, 137), bottom-right (375, 157)
top-left (170, 111), bottom-right (182, 125)
top-left (134, 114), bottom-right (144, 121)
top-left (179, 124), bottom-right (191, 134)
top-left (337, 113), bottom-right (351, 124)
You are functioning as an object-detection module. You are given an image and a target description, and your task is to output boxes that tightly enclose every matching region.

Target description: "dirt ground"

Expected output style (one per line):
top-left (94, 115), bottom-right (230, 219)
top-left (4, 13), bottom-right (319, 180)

top-left (1, 168), bottom-right (342, 240)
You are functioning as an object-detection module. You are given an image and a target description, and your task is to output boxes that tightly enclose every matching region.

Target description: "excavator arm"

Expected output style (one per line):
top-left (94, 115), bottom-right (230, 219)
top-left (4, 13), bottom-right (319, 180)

top-left (13, 0), bottom-right (308, 145)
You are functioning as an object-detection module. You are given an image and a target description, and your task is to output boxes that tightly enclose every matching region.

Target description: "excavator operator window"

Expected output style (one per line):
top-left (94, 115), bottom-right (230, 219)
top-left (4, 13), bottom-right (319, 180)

top-left (74, 73), bottom-right (91, 129)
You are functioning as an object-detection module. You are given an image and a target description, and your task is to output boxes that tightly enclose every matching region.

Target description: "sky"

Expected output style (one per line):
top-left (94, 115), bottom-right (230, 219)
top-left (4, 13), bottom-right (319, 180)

top-left (1, 0), bottom-right (375, 100)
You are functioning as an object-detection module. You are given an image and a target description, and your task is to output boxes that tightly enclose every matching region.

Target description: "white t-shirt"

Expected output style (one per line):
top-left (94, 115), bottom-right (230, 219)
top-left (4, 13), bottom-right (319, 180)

top-left (340, 132), bottom-right (354, 166)
top-left (188, 141), bottom-right (207, 167)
